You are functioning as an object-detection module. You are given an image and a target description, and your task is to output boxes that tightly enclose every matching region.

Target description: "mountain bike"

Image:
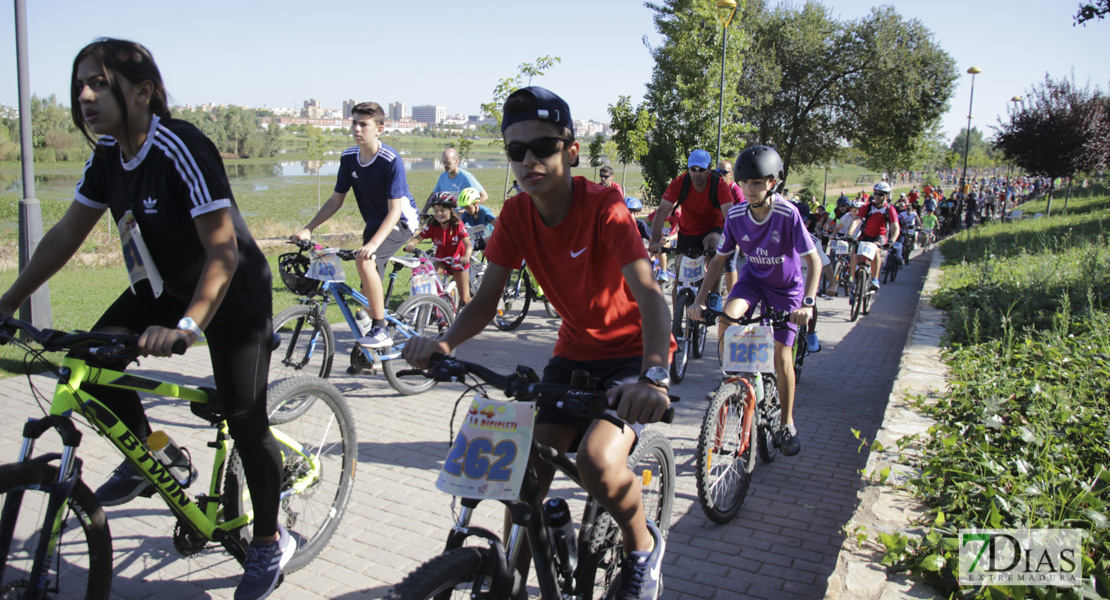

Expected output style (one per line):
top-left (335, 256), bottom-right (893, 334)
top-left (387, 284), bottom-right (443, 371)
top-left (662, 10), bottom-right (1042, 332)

top-left (694, 308), bottom-right (787, 523)
top-left (881, 241), bottom-right (903, 284)
top-left (493, 262), bottom-right (558, 331)
top-left (829, 236), bottom-right (854, 298)
top-left (919, 227), bottom-right (934, 253)
top-left (274, 240), bottom-right (455, 395)
top-left (670, 247), bottom-right (714, 383)
top-left (0, 315), bottom-right (356, 599)
top-left (849, 241), bottom-right (881, 322)
top-left (385, 354), bottom-right (677, 600)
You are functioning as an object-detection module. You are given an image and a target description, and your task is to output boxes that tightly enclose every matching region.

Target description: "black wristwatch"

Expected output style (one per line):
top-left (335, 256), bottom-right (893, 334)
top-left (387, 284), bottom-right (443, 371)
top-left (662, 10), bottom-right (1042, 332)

top-left (639, 366), bottom-right (671, 390)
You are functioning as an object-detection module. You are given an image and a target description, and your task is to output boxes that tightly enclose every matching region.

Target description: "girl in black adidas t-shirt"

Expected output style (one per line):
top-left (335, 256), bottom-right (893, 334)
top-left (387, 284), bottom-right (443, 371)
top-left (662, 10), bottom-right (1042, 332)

top-left (0, 39), bottom-right (290, 598)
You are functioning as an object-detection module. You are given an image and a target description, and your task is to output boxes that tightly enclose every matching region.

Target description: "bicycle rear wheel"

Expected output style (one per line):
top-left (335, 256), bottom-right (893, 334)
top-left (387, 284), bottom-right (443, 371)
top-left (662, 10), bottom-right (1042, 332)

top-left (271, 304), bottom-right (335, 382)
top-left (849, 274), bottom-right (865, 322)
top-left (383, 295), bottom-right (457, 396)
top-left (863, 284), bottom-right (875, 315)
top-left (224, 377), bottom-right (357, 573)
top-left (0, 460), bottom-right (113, 599)
top-left (580, 429), bottom-right (675, 599)
top-left (670, 292), bottom-right (693, 383)
top-left (493, 268), bottom-right (531, 331)
top-left (385, 546), bottom-right (495, 600)
top-left (695, 380), bottom-right (756, 523)
top-left (792, 328), bottom-right (807, 384)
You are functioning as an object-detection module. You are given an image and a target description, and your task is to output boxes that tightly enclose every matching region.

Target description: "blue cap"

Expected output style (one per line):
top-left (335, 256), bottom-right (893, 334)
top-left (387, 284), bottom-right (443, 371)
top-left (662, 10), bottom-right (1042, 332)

top-left (500, 86), bottom-right (575, 137)
top-left (687, 149), bottom-right (711, 169)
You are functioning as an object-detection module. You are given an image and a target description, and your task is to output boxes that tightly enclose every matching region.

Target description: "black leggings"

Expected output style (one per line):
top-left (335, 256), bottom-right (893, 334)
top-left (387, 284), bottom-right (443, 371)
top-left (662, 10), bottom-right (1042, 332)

top-left (82, 286), bottom-right (281, 538)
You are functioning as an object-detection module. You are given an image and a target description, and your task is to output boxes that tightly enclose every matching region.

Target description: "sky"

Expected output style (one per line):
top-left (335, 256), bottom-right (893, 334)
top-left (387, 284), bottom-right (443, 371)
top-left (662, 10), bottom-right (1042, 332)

top-left (2, 0), bottom-right (1108, 144)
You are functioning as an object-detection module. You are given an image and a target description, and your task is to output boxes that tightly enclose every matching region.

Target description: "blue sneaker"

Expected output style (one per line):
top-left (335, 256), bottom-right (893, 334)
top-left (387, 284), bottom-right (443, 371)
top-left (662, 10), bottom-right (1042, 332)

top-left (604, 520), bottom-right (665, 600)
top-left (235, 524), bottom-right (297, 600)
top-left (95, 460), bottom-right (154, 507)
top-left (357, 325), bottom-right (392, 349)
top-left (806, 332), bottom-right (821, 354)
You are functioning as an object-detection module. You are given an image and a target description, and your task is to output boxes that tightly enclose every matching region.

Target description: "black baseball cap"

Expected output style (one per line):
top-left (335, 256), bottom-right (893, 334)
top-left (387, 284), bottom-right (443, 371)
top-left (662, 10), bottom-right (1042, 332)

top-left (500, 86), bottom-right (575, 137)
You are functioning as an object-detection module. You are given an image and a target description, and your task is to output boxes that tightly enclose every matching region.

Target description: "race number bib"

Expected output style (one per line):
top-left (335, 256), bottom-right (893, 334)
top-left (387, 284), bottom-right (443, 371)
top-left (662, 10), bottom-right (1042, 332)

top-left (721, 325), bottom-right (775, 374)
top-left (436, 397), bottom-right (534, 500)
top-left (467, 224), bottom-right (489, 241)
top-left (410, 272), bottom-right (437, 296)
top-left (678, 256), bottom-right (706, 285)
top-left (857, 241), bottom-right (879, 261)
top-left (831, 240), bottom-right (850, 255)
top-left (307, 249), bottom-right (345, 282)
top-left (117, 211), bottom-right (164, 298)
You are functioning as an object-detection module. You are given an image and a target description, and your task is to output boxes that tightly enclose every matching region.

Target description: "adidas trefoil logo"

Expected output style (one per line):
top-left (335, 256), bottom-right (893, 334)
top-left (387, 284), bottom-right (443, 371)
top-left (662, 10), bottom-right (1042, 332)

top-left (143, 196), bottom-right (158, 214)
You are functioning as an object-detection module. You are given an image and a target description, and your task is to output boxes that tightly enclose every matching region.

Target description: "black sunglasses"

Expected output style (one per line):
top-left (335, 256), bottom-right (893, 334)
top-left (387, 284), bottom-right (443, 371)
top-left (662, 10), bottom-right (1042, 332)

top-left (689, 166), bottom-right (708, 173)
top-left (600, 173), bottom-right (611, 179)
top-left (504, 136), bottom-right (573, 162)
top-left (716, 168), bottom-right (731, 175)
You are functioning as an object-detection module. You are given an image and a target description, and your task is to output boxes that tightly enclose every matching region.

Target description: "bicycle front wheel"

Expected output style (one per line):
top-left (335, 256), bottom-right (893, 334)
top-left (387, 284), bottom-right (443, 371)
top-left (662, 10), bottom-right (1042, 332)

top-left (580, 429), bottom-right (675, 599)
top-left (271, 304), bottom-right (335, 382)
top-left (0, 460), bottom-right (113, 599)
top-left (494, 268), bottom-right (531, 331)
top-left (383, 294), bottom-right (457, 395)
top-left (385, 546), bottom-right (495, 600)
top-left (225, 376), bottom-right (357, 573)
top-left (670, 291), bottom-right (693, 383)
top-left (696, 380), bottom-right (756, 523)
top-left (691, 311), bottom-right (708, 359)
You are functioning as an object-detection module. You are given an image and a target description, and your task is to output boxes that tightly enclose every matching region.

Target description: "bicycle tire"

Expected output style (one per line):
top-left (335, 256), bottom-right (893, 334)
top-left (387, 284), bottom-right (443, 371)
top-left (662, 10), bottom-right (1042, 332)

top-left (792, 328), bottom-right (806, 384)
top-left (543, 298), bottom-right (560, 319)
top-left (849, 274), bottom-right (864, 322)
top-left (384, 546), bottom-right (494, 600)
top-left (756, 375), bottom-right (781, 464)
top-left (863, 283), bottom-right (875, 315)
top-left (383, 295), bottom-right (457, 395)
top-left (0, 461), bottom-right (113, 599)
top-left (691, 311), bottom-right (708, 359)
top-left (224, 376), bottom-right (357, 574)
top-left (669, 291), bottom-right (693, 383)
top-left (271, 304), bottom-right (335, 382)
top-left (579, 429), bottom-right (675, 599)
top-left (695, 380), bottom-right (756, 523)
top-left (493, 268), bottom-right (531, 331)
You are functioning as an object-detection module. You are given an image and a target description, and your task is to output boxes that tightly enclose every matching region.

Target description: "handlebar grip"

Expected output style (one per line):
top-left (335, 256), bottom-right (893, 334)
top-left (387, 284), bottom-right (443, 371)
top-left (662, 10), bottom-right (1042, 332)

top-left (171, 339), bottom-right (189, 355)
top-left (660, 406), bottom-right (675, 424)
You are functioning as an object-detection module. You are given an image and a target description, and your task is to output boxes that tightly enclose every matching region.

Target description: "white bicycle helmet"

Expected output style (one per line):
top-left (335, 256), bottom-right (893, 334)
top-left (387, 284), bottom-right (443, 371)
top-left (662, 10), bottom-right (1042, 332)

top-left (873, 182), bottom-right (892, 194)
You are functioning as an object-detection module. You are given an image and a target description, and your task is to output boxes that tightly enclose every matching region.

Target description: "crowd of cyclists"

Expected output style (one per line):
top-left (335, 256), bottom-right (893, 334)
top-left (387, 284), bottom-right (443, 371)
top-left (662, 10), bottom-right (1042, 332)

top-left (0, 36), bottom-right (1056, 599)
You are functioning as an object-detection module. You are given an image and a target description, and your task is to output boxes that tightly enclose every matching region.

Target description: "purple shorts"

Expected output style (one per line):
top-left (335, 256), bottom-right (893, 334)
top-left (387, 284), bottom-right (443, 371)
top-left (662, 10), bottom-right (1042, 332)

top-left (727, 270), bottom-right (801, 347)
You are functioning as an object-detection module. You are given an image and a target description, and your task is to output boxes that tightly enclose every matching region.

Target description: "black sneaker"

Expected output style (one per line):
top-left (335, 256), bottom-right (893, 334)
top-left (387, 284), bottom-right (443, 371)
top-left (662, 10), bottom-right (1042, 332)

top-left (235, 524), bottom-right (297, 600)
top-left (604, 519), bottom-right (665, 600)
top-left (778, 425), bottom-right (801, 457)
top-left (94, 460), bottom-right (154, 507)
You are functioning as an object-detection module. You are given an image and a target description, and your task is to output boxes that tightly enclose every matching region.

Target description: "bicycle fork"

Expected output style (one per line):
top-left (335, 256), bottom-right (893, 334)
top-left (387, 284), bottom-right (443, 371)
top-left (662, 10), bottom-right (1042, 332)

top-left (0, 416), bottom-right (84, 598)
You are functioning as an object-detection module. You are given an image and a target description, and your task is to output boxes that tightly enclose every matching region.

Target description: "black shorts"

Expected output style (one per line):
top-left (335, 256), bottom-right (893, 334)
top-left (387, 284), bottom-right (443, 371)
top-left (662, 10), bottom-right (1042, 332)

top-left (363, 223), bottom-right (414, 278)
top-left (538, 355), bottom-right (642, 452)
top-left (676, 228), bottom-right (734, 272)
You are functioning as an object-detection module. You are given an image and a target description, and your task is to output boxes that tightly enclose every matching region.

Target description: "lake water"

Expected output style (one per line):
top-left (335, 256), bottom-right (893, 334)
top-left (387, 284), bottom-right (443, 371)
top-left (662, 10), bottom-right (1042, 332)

top-left (263, 155), bottom-right (507, 178)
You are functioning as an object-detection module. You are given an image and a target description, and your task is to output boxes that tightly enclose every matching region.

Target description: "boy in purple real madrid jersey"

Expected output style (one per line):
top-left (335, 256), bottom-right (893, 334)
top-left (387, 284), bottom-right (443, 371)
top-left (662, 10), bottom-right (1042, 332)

top-left (687, 146), bottom-right (821, 456)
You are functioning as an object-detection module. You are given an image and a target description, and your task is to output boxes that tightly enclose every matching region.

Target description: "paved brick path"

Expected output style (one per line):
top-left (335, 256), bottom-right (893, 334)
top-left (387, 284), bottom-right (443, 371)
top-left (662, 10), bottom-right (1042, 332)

top-left (0, 246), bottom-right (936, 599)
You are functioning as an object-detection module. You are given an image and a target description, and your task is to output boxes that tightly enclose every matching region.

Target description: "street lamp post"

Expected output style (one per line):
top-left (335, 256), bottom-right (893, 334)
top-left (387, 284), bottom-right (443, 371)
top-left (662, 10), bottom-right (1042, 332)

top-left (1008, 96), bottom-right (1021, 180)
top-left (715, 0), bottom-right (739, 167)
top-left (959, 66), bottom-right (982, 197)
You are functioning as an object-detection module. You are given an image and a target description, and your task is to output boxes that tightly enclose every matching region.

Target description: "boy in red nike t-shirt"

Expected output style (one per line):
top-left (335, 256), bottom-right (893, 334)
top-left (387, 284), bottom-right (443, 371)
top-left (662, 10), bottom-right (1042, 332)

top-left (403, 87), bottom-right (673, 600)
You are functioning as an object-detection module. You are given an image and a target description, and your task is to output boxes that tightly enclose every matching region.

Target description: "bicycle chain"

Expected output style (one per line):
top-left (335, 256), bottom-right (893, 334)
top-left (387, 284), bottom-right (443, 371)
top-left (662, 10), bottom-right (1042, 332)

top-left (172, 520), bottom-right (209, 556)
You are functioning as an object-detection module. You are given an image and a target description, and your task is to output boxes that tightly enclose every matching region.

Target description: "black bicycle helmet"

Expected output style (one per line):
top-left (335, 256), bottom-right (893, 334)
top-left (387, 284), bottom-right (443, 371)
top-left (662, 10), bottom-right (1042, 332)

top-left (837, 194), bottom-right (850, 208)
top-left (278, 252), bottom-right (320, 296)
top-left (430, 191), bottom-right (458, 209)
top-left (734, 145), bottom-right (784, 181)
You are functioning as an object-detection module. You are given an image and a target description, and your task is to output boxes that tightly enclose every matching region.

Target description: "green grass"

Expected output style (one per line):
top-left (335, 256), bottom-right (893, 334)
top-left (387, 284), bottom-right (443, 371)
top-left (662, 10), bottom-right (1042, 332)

top-left (872, 188), bottom-right (1110, 599)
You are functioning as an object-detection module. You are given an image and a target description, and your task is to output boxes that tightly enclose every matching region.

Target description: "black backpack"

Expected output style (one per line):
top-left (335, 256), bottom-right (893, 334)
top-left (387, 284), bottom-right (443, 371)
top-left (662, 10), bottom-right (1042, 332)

top-left (674, 172), bottom-right (722, 209)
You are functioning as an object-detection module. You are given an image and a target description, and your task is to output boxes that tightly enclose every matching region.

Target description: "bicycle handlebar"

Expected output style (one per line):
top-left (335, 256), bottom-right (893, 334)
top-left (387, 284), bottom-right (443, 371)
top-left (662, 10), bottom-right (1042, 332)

top-left (288, 239), bottom-right (357, 261)
top-left (0, 315), bottom-right (188, 360)
top-left (702, 307), bottom-right (791, 328)
top-left (397, 354), bottom-right (678, 424)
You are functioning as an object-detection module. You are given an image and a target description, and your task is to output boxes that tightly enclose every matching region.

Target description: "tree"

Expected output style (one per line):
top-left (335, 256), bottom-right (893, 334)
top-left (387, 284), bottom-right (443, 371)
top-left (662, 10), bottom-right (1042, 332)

top-left (305, 126), bottom-right (327, 210)
top-left (993, 74), bottom-right (1110, 216)
top-left (642, 0), bottom-right (750, 198)
top-left (588, 134), bottom-right (606, 179)
top-left (608, 95), bottom-right (655, 191)
top-left (479, 56), bottom-right (562, 198)
top-left (1075, 0), bottom-right (1109, 24)
top-left (730, 2), bottom-right (956, 181)
top-left (452, 135), bottom-right (474, 162)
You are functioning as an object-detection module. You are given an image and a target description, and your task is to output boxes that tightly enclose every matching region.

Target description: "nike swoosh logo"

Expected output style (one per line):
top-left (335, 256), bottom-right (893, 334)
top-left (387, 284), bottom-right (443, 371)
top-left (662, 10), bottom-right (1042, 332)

top-left (571, 247), bottom-right (587, 258)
